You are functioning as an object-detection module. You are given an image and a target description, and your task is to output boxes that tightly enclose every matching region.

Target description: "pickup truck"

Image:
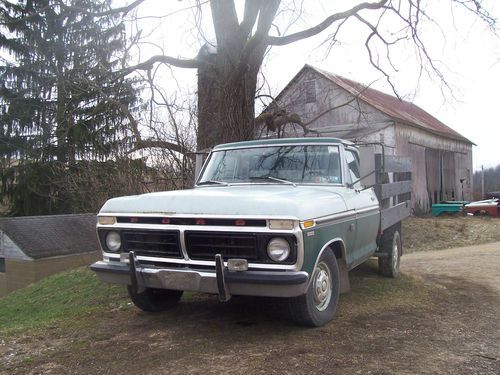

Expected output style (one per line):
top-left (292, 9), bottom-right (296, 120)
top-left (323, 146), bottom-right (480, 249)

top-left (91, 137), bottom-right (411, 326)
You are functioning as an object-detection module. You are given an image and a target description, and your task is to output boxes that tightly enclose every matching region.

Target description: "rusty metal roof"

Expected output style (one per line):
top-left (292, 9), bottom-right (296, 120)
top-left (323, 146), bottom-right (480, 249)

top-left (300, 65), bottom-right (473, 144)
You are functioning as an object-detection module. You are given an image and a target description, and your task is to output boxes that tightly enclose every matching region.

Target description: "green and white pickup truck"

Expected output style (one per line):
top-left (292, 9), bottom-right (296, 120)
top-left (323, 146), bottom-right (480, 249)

top-left (91, 138), bottom-right (411, 326)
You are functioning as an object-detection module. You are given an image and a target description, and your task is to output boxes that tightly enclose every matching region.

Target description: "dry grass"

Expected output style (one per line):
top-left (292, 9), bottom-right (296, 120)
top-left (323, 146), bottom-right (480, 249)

top-left (403, 216), bottom-right (500, 253)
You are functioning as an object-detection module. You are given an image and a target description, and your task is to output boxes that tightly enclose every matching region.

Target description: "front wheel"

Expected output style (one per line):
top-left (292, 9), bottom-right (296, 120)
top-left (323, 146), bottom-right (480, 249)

top-left (127, 286), bottom-right (183, 312)
top-left (288, 250), bottom-right (340, 327)
top-left (378, 224), bottom-right (402, 278)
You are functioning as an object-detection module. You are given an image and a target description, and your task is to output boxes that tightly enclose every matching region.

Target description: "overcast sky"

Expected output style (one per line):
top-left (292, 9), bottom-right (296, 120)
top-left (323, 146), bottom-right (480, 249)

top-left (130, 0), bottom-right (499, 170)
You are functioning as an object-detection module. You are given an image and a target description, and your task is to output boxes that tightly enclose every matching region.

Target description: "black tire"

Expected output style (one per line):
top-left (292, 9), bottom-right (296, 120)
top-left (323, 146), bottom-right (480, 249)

top-left (127, 286), bottom-right (183, 312)
top-left (378, 223), bottom-right (402, 278)
top-left (288, 249), bottom-right (340, 327)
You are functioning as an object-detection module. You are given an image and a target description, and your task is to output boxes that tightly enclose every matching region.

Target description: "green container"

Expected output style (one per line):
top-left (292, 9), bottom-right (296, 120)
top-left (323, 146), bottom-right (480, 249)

top-left (431, 203), bottom-right (465, 217)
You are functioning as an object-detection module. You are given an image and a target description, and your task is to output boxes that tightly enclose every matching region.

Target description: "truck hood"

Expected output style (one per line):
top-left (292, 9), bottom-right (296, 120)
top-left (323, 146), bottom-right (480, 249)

top-left (99, 185), bottom-right (348, 221)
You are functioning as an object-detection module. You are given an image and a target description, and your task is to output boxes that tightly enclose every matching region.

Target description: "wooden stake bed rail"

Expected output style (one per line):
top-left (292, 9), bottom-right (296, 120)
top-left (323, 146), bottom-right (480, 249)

top-left (374, 153), bottom-right (412, 231)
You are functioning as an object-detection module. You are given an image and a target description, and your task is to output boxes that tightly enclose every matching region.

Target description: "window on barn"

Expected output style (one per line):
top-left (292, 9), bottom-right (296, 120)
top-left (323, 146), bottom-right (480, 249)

top-left (0, 257), bottom-right (4, 273)
top-left (305, 80), bottom-right (316, 103)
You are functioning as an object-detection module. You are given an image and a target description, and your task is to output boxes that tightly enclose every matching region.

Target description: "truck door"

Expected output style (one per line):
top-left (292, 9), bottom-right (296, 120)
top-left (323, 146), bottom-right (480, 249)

top-left (343, 148), bottom-right (380, 265)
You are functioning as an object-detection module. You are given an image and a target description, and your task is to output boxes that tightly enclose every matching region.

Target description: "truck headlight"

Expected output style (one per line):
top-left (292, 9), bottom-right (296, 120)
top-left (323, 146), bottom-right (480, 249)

top-left (105, 231), bottom-right (121, 252)
top-left (267, 237), bottom-right (290, 262)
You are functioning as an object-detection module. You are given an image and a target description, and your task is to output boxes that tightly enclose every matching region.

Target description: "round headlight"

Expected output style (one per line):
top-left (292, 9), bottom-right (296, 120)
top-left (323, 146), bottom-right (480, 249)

top-left (105, 231), bottom-right (121, 252)
top-left (267, 237), bottom-right (290, 262)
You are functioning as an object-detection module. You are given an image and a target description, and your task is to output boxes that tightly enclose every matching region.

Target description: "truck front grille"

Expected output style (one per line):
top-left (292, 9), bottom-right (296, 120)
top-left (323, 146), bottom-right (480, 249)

top-left (185, 231), bottom-right (259, 260)
top-left (122, 230), bottom-right (182, 258)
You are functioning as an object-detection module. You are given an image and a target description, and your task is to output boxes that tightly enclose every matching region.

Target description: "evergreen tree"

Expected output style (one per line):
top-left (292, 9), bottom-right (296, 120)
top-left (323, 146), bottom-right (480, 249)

top-left (0, 0), bottom-right (139, 215)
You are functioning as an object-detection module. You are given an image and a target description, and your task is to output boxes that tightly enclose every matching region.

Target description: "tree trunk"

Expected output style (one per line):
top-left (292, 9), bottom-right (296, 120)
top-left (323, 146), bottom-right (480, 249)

top-left (197, 48), bottom-right (263, 151)
top-left (197, 61), bottom-right (258, 150)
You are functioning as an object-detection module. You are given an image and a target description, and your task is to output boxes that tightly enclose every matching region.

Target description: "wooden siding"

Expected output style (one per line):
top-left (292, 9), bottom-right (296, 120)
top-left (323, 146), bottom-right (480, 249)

top-left (264, 68), bottom-right (394, 139)
top-left (34, 252), bottom-right (99, 280)
top-left (406, 143), bottom-right (428, 212)
top-left (2, 259), bottom-right (36, 295)
top-left (0, 251), bottom-right (99, 297)
top-left (0, 231), bottom-right (31, 261)
top-left (395, 123), bottom-right (473, 212)
top-left (0, 272), bottom-right (6, 296)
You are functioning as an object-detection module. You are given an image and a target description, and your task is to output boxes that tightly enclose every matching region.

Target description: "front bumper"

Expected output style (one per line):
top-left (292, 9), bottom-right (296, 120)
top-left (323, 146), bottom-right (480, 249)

top-left (91, 258), bottom-right (309, 298)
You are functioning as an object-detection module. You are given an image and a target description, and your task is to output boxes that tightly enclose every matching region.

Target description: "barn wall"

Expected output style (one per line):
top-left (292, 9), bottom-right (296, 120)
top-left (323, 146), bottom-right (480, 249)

top-left (0, 272), bottom-right (6, 296)
top-left (261, 69), bottom-right (394, 138)
top-left (406, 143), bottom-right (427, 213)
top-left (0, 231), bottom-right (31, 260)
top-left (0, 233), bottom-right (31, 296)
top-left (0, 251), bottom-right (100, 297)
top-left (454, 151), bottom-right (473, 201)
top-left (394, 123), bottom-right (473, 213)
top-left (3, 259), bottom-right (36, 295)
top-left (34, 251), bottom-right (99, 280)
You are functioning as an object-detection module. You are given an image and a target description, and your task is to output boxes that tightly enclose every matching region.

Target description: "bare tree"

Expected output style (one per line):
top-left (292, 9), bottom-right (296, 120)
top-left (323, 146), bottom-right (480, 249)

top-left (117, 0), bottom-right (495, 151)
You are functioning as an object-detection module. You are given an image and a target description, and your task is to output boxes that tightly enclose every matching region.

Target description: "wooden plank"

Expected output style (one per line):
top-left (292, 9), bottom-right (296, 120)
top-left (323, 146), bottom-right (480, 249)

top-left (374, 180), bottom-right (412, 200)
top-left (381, 201), bottom-right (410, 231)
top-left (375, 154), bottom-right (412, 173)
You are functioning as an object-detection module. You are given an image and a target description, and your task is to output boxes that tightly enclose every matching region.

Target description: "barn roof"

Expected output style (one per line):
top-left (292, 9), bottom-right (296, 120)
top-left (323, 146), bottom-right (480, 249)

top-left (278, 65), bottom-right (473, 144)
top-left (0, 213), bottom-right (99, 259)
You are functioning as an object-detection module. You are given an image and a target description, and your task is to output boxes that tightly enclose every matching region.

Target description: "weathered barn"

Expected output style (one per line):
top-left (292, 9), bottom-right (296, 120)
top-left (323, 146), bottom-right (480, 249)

top-left (0, 213), bottom-right (99, 296)
top-left (261, 65), bottom-right (473, 213)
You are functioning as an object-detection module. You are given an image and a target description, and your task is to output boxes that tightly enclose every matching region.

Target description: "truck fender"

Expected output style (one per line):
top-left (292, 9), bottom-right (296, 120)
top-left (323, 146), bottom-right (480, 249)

top-left (309, 238), bottom-right (351, 294)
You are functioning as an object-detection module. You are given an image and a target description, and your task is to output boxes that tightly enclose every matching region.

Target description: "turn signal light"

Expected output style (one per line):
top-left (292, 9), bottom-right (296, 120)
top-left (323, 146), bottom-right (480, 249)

top-left (98, 216), bottom-right (116, 225)
top-left (268, 219), bottom-right (294, 230)
top-left (302, 220), bottom-right (315, 229)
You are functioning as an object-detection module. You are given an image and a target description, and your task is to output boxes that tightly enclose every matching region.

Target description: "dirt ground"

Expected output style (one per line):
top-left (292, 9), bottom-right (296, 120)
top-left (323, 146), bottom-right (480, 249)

top-left (2, 240), bottom-right (499, 374)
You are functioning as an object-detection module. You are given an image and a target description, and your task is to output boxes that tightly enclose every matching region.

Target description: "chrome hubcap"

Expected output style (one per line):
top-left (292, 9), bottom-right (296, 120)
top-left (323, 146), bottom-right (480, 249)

top-left (313, 261), bottom-right (332, 311)
top-left (393, 237), bottom-right (400, 270)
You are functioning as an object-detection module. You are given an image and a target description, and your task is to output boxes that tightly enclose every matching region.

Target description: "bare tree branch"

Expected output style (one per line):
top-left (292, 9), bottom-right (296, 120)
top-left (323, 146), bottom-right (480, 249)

top-left (120, 54), bottom-right (200, 77)
top-left (129, 139), bottom-right (190, 155)
top-left (266, 0), bottom-right (389, 46)
top-left (240, 0), bottom-right (261, 37)
top-left (60, 0), bottom-right (146, 17)
top-left (210, 0), bottom-right (239, 46)
top-left (239, 1), bottom-right (280, 71)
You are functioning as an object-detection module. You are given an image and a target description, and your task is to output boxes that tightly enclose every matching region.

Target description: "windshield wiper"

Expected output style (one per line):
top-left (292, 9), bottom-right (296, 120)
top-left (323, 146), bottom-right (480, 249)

top-left (249, 175), bottom-right (296, 187)
top-left (197, 180), bottom-right (228, 186)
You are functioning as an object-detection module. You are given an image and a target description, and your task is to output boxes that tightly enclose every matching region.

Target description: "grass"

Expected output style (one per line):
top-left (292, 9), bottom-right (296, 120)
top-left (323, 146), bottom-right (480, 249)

top-left (0, 267), bottom-right (128, 334)
top-left (0, 261), bottom-right (431, 334)
top-left (341, 260), bottom-right (433, 316)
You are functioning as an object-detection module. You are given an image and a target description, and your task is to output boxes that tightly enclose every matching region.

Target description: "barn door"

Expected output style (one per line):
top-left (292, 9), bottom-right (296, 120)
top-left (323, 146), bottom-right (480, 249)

top-left (425, 149), bottom-right (457, 204)
top-left (425, 148), bottom-right (441, 204)
top-left (442, 152), bottom-right (456, 200)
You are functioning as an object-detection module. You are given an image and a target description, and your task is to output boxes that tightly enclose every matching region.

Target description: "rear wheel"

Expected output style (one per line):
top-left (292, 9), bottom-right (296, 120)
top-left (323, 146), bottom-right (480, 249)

top-left (127, 286), bottom-right (183, 312)
top-left (378, 223), bottom-right (402, 278)
top-left (288, 249), bottom-right (340, 327)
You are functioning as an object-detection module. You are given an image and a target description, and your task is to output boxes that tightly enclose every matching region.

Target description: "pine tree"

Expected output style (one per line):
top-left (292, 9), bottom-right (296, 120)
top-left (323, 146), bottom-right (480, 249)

top-left (0, 0), bottom-right (139, 215)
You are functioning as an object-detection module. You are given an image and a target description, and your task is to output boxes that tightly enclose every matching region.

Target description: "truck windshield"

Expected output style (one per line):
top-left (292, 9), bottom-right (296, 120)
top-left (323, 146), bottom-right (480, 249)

top-left (198, 145), bottom-right (342, 185)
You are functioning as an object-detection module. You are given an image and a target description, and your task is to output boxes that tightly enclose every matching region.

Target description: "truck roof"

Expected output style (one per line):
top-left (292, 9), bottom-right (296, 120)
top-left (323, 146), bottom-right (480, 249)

top-left (213, 137), bottom-right (350, 150)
